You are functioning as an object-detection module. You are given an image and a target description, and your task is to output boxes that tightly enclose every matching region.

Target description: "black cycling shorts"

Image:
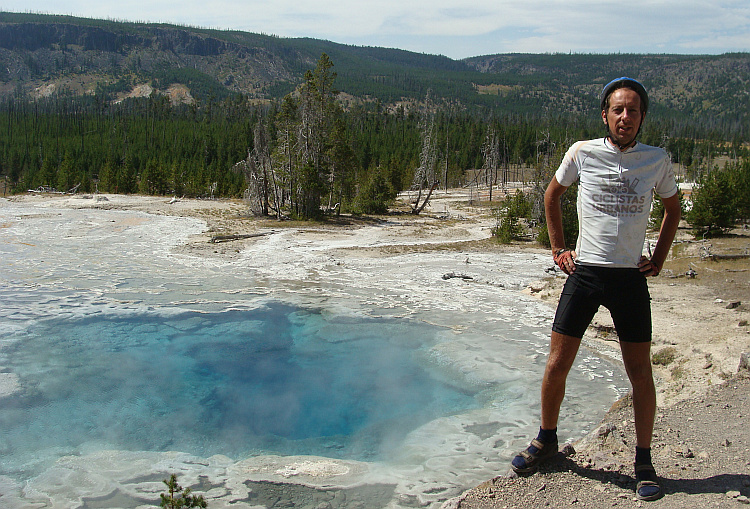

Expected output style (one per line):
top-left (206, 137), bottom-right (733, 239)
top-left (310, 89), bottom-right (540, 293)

top-left (552, 264), bottom-right (652, 343)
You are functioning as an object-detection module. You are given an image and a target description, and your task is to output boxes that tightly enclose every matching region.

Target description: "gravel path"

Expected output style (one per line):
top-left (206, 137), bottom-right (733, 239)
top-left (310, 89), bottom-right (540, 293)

top-left (450, 373), bottom-right (750, 508)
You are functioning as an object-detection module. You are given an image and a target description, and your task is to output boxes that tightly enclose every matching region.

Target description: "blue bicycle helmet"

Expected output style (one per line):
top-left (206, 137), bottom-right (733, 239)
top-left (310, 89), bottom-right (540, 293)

top-left (600, 77), bottom-right (649, 113)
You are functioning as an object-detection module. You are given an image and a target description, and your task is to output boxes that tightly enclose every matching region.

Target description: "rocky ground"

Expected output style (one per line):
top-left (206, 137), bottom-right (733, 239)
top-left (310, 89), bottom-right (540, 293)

top-left (449, 372), bottom-right (750, 508)
top-left (449, 218), bottom-right (750, 508)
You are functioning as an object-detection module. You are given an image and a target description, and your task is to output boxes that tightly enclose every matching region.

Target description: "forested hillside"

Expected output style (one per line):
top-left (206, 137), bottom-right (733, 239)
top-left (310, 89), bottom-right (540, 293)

top-left (465, 53), bottom-right (750, 136)
top-left (2, 12), bottom-right (749, 132)
top-left (0, 12), bottom-right (748, 223)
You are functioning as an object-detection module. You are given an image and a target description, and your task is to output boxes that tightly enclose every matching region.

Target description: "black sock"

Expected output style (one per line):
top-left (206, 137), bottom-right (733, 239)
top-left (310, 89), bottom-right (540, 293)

top-left (537, 427), bottom-right (558, 444)
top-left (635, 446), bottom-right (652, 465)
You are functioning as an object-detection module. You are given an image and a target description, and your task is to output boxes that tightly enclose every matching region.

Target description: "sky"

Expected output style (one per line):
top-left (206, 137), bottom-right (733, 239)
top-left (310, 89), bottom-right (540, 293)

top-left (2, 1), bottom-right (749, 59)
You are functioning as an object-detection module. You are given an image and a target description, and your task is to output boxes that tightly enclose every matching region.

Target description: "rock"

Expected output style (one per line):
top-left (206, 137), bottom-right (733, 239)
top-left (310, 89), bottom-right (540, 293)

top-left (442, 272), bottom-right (473, 280)
top-left (726, 301), bottom-right (742, 309)
top-left (440, 495), bottom-right (464, 509)
top-left (738, 495), bottom-right (750, 504)
top-left (739, 352), bottom-right (750, 372)
top-left (727, 491), bottom-right (742, 498)
top-left (598, 423), bottom-right (617, 438)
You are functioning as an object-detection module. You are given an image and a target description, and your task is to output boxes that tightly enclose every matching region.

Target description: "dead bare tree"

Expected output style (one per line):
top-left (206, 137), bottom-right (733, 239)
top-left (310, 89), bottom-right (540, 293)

top-left (480, 128), bottom-right (500, 202)
top-left (530, 128), bottom-right (557, 220)
top-left (410, 92), bottom-right (440, 214)
top-left (234, 123), bottom-right (282, 217)
top-left (233, 151), bottom-right (263, 216)
top-left (255, 123), bottom-right (284, 219)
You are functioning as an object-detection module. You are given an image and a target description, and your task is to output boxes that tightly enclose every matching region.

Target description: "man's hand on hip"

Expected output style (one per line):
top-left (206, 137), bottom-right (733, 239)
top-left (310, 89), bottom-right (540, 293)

top-left (638, 255), bottom-right (661, 276)
top-left (553, 249), bottom-right (577, 275)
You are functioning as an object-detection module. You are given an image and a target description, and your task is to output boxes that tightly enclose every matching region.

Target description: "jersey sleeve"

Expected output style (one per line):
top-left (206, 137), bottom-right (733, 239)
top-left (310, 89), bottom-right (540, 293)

top-left (555, 141), bottom-right (586, 187)
top-left (654, 152), bottom-right (679, 198)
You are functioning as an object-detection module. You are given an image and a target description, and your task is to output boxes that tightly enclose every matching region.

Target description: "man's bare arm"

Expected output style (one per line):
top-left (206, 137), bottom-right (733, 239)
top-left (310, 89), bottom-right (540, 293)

top-left (639, 192), bottom-right (681, 276)
top-left (544, 176), bottom-right (576, 274)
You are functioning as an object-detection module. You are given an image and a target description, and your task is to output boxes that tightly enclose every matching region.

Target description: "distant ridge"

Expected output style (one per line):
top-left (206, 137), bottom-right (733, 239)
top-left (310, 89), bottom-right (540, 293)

top-left (1, 11), bottom-right (748, 134)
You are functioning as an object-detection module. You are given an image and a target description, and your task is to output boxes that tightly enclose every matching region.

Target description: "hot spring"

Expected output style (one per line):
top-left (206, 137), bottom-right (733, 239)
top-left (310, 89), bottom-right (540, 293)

top-left (0, 196), bottom-right (630, 508)
top-left (1, 304), bottom-right (479, 478)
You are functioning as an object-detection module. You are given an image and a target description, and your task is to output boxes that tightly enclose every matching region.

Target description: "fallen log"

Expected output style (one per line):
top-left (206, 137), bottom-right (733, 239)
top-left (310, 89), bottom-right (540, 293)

top-left (710, 254), bottom-right (750, 261)
top-left (442, 272), bottom-right (473, 281)
top-left (209, 232), bottom-right (272, 243)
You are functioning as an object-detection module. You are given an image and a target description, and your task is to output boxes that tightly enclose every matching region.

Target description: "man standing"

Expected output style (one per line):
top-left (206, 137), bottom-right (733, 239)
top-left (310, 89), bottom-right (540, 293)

top-left (510, 77), bottom-right (681, 502)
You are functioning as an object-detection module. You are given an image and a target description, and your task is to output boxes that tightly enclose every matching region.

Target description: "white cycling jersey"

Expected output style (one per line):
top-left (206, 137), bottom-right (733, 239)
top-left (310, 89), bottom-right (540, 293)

top-left (555, 137), bottom-right (678, 268)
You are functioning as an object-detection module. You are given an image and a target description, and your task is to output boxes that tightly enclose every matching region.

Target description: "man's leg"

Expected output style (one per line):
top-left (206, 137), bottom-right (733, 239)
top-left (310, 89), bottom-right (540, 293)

top-left (541, 331), bottom-right (583, 429)
top-left (620, 340), bottom-right (663, 501)
top-left (620, 341), bottom-right (656, 448)
top-left (511, 331), bottom-right (582, 473)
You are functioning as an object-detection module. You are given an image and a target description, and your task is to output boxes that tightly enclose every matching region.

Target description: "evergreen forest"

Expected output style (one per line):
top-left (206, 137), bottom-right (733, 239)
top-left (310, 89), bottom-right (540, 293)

top-left (1, 53), bottom-right (745, 219)
top-left (1, 12), bottom-right (749, 223)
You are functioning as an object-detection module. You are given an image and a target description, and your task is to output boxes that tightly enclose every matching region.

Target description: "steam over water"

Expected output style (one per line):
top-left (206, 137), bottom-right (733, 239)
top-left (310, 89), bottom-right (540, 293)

top-left (0, 197), bottom-right (629, 508)
top-left (2, 306), bottom-right (477, 477)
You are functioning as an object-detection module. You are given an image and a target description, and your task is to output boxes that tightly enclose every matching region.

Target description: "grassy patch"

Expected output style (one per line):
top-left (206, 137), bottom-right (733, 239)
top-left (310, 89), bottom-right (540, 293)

top-left (671, 362), bottom-right (688, 380)
top-left (652, 347), bottom-right (678, 366)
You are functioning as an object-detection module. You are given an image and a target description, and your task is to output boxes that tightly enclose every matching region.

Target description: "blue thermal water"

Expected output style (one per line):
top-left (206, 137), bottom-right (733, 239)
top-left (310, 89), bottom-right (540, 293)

top-left (0, 303), bottom-right (477, 478)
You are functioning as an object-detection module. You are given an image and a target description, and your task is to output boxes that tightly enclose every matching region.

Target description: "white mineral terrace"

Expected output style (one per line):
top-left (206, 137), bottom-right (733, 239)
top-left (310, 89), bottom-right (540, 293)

top-left (0, 194), bottom-right (629, 509)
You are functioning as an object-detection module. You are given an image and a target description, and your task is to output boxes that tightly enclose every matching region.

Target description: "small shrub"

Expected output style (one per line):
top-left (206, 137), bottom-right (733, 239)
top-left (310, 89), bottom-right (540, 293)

top-left (505, 190), bottom-right (532, 218)
top-left (652, 347), bottom-right (678, 366)
top-left (354, 166), bottom-right (396, 214)
top-left (492, 213), bottom-right (524, 243)
top-left (649, 190), bottom-right (687, 231)
top-left (160, 474), bottom-right (207, 509)
top-left (492, 191), bottom-right (531, 243)
top-left (535, 182), bottom-right (579, 249)
top-left (671, 364), bottom-right (687, 380)
top-left (688, 169), bottom-right (737, 237)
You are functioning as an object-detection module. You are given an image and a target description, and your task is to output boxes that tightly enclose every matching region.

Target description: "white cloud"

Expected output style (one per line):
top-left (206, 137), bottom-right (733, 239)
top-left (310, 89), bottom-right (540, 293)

top-left (4, 0), bottom-right (749, 58)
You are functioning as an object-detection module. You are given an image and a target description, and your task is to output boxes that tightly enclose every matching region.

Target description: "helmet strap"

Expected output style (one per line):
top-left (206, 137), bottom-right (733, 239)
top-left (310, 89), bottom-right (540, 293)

top-left (606, 131), bottom-right (638, 150)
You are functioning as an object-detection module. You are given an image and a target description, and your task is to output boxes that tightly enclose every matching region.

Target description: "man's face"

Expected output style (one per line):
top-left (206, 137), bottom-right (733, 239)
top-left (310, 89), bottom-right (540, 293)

top-left (602, 88), bottom-right (645, 149)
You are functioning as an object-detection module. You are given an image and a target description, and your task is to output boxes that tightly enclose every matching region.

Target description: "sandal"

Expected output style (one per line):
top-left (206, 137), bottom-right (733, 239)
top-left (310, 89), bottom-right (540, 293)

top-left (635, 463), bottom-right (663, 501)
top-left (511, 438), bottom-right (558, 474)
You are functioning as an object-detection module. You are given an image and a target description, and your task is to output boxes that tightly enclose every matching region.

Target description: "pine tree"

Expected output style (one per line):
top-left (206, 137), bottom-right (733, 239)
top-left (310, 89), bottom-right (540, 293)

top-left (295, 53), bottom-right (338, 218)
top-left (160, 474), bottom-right (207, 509)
